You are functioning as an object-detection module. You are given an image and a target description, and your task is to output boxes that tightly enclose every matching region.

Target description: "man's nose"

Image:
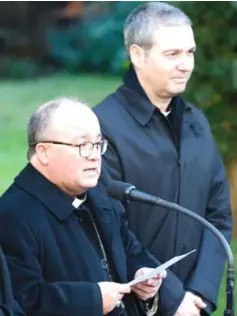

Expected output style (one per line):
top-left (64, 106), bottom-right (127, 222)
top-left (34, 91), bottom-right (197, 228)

top-left (87, 146), bottom-right (101, 160)
top-left (176, 54), bottom-right (194, 72)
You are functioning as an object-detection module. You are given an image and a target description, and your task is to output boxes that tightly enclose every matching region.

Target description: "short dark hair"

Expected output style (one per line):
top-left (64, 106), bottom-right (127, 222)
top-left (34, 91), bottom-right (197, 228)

top-left (124, 2), bottom-right (192, 57)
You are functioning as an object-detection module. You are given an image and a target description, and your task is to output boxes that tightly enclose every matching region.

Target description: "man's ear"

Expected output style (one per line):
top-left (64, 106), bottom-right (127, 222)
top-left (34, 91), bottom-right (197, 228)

top-left (129, 44), bottom-right (146, 69)
top-left (35, 143), bottom-right (49, 165)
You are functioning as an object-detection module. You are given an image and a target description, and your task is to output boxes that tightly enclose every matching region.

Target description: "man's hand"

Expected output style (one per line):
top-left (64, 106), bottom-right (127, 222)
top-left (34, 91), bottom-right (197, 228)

top-left (131, 267), bottom-right (167, 301)
top-left (98, 281), bottom-right (131, 315)
top-left (174, 292), bottom-right (207, 316)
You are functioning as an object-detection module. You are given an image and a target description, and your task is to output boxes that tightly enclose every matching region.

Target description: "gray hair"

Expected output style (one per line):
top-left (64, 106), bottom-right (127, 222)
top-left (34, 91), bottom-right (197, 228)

top-left (27, 97), bottom-right (88, 160)
top-left (124, 2), bottom-right (192, 57)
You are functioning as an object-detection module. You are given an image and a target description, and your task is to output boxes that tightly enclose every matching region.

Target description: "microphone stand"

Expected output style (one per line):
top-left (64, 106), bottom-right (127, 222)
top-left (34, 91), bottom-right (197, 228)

top-left (124, 185), bottom-right (235, 316)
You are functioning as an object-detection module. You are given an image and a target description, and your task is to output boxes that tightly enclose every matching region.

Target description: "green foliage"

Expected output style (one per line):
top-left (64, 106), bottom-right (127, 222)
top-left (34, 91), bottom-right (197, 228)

top-left (0, 57), bottom-right (39, 78)
top-left (46, 2), bottom-right (141, 73)
top-left (174, 2), bottom-right (237, 163)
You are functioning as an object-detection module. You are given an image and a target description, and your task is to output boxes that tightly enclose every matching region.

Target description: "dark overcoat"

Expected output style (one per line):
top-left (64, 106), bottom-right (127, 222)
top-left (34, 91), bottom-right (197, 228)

top-left (94, 68), bottom-right (233, 315)
top-left (0, 164), bottom-right (159, 316)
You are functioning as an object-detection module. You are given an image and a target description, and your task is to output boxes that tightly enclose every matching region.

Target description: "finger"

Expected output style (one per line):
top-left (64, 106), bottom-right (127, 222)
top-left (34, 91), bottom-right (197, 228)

top-left (116, 293), bottom-right (124, 302)
top-left (135, 281), bottom-right (159, 292)
top-left (133, 287), bottom-right (156, 300)
top-left (133, 283), bottom-right (150, 293)
top-left (133, 289), bottom-right (150, 300)
top-left (111, 293), bottom-right (123, 310)
top-left (134, 285), bottom-right (157, 297)
top-left (159, 270), bottom-right (167, 278)
top-left (188, 293), bottom-right (206, 309)
top-left (189, 303), bottom-right (202, 316)
top-left (117, 293), bottom-right (124, 299)
top-left (152, 270), bottom-right (167, 280)
top-left (116, 284), bottom-right (131, 294)
top-left (193, 296), bottom-right (207, 309)
top-left (146, 278), bottom-right (162, 287)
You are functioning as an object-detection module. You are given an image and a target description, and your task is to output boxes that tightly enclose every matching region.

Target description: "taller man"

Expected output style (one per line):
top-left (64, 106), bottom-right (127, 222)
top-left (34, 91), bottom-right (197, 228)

top-left (94, 2), bottom-right (233, 316)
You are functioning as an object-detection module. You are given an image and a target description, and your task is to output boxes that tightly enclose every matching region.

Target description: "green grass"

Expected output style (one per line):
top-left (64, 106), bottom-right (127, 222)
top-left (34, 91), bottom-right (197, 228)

top-left (0, 74), bottom-right (236, 315)
top-left (0, 73), bottom-right (122, 193)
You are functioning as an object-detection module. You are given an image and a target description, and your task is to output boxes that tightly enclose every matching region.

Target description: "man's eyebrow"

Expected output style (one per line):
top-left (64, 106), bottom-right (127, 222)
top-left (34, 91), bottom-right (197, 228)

top-left (75, 133), bottom-right (102, 141)
top-left (163, 46), bottom-right (196, 53)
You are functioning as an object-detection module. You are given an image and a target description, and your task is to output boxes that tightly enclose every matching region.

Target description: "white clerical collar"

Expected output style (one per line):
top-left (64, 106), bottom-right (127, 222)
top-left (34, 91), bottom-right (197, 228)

top-left (72, 194), bottom-right (87, 209)
top-left (161, 109), bottom-right (171, 117)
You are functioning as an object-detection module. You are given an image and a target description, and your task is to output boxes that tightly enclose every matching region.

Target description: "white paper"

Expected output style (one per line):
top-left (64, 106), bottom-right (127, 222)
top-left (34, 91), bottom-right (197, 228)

top-left (127, 249), bottom-right (196, 287)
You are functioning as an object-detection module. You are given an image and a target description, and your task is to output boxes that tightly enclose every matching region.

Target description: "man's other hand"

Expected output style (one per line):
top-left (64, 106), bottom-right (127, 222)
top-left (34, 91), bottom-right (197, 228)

top-left (174, 292), bottom-right (207, 316)
top-left (132, 267), bottom-right (167, 300)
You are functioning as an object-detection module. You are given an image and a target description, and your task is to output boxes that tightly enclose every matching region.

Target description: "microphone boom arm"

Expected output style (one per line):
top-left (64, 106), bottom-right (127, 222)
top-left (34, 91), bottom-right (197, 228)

top-left (125, 186), bottom-right (235, 316)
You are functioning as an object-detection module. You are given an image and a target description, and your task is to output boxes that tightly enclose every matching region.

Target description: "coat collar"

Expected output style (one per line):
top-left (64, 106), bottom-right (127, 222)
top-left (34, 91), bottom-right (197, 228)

top-left (122, 64), bottom-right (192, 126)
top-left (14, 163), bottom-right (76, 220)
top-left (14, 163), bottom-right (115, 221)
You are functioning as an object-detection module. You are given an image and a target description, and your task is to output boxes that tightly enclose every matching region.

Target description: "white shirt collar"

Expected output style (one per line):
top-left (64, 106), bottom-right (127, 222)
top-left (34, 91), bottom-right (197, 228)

top-left (72, 194), bottom-right (87, 209)
top-left (161, 109), bottom-right (171, 117)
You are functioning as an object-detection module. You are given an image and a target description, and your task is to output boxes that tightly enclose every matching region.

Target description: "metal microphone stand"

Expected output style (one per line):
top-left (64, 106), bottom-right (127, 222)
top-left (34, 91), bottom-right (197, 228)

top-left (125, 188), bottom-right (235, 316)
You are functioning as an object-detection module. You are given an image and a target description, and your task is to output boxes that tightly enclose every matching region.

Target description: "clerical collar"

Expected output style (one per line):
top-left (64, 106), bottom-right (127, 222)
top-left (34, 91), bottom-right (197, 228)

top-left (72, 194), bottom-right (87, 209)
top-left (161, 109), bottom-right (171, 117)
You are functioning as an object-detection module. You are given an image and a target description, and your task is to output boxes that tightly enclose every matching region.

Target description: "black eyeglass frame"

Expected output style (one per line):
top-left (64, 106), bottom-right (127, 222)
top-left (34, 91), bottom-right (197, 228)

top-left (29, 139), bottom-right (108, 158)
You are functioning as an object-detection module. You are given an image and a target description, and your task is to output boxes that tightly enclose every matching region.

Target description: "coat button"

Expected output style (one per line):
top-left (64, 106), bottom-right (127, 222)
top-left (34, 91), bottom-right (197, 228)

top-left (144, 302), bottom-right (150, 310)
top-left (100, 258), bottom-right (108, 269)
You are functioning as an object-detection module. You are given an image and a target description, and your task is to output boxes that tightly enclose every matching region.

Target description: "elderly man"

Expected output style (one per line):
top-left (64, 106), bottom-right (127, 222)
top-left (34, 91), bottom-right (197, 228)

top-left (94, 2), bottom-right (232, 316)
top-left (0, 97), bottom-right (166, 316)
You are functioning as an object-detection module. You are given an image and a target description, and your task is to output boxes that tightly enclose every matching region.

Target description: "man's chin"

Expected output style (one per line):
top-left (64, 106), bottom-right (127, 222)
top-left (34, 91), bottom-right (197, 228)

top-left (83, 179), bottom-right (99, 190)
top-left (170, 85), bottom-right (187, 96)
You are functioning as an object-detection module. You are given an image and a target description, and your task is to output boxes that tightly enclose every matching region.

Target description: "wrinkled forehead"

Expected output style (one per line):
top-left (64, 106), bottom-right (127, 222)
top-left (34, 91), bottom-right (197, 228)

top-left (152, 25), bottom-right (196, 50)
top-left (50, 106), bottom-right (101, 141)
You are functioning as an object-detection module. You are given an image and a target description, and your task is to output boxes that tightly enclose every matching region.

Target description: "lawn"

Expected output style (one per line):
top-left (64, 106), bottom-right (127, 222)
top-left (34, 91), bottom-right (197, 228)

top-left (0, 73), bottom-right (236, 315)
top-left (0, 73), bottom-right (122, 193)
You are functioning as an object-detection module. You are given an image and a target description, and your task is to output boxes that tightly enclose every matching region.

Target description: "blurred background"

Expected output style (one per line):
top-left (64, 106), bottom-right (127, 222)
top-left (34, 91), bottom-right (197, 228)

top-left (0, 1), bottom-right (236, 314)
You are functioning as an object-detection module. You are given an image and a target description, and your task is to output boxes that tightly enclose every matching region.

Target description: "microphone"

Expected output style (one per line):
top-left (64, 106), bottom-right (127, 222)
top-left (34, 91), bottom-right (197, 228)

top-left (107, 180), bottom-right (235, 316)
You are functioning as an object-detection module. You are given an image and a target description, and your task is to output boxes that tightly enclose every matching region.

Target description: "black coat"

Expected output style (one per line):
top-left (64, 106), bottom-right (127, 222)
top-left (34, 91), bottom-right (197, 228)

top-left (0, 163), bottom-right (158, 316)
top-left (94, 69), bottom-right (233, 315)
top-left (0, 248), bottom-right (25, 316)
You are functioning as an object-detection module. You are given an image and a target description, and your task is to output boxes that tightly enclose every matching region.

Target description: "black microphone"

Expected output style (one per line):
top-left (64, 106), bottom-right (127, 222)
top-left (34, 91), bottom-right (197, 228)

top-left (107, 180), bottom-right (235, 316)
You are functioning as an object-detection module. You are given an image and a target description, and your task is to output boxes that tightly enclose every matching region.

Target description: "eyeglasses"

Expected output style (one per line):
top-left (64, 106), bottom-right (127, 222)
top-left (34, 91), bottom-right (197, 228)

top-left (30, 139), bottom-right (108, 158)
